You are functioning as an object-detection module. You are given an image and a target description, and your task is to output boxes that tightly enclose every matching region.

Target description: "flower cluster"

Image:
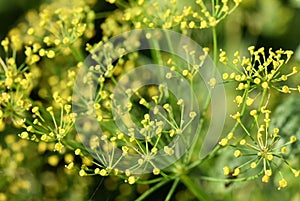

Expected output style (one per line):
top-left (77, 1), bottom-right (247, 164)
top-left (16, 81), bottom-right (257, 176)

top-left (221, 109), bottom-right (299, 190)
top-left (218, 47), bottom-right (300, 190)
top-left (0, 37), bottom-right (40, 130)
top-left (19, 93), bottom-right (76, 153)
top-left (104, 0), bottom-right (242, 34)
top-left (220, 47), bottom-right (299, 93)
top-left (8, 0), bottom-right (96, 61)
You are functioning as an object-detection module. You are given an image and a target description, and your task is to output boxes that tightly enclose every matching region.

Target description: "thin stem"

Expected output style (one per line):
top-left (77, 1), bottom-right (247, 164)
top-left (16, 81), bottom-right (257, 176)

top-left (185, 89), bottom-right (211, 164)
top-left (135, 179), bottom-right (171, 201)
top-left (181, 175), bottom-right (213, 201)
top-left (136, 177), bottom-right (164, 185)
top-left (69, 45), bottom-right (84, 62)
top-left (199, 169), bottom-right (264, 182)
top-left (0, 56), bottom-right (8, 71)
top-left (149, 38), bottom-right (163, 65)
top-left (187, 145), bottom-right (221, 170)
top-left (212, 26), bottom-right (218, 66)
top-left (115, 0), bottom-right (128, 8)
top-left (95, 11), bottom-right (113, 19)
top-left (185, 3), bottom-right (219, 164)
top-left (164, 178), bottom-right (180, 201)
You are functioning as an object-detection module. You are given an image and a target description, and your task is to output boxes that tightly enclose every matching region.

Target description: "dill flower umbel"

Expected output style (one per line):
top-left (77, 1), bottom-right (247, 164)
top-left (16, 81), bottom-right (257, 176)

top-left (105, 0), bottom-right (241, 34)
top-left (0, 37), bottom-right (39, 128)
top-left (221, 109), bottom-right (299, 188)
top-left (220, 47), bottom-right (298, 93)
top-left (19, 94), bottom-right (76, 153)
top-left (9, 0), bottom-right (96, 58)
top-left (219, 46), bottom-right (300, 189)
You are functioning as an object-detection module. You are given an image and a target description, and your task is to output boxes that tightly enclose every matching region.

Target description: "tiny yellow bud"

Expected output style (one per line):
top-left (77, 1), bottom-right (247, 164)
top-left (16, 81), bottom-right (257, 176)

top-left (254, 78), bottom-right (261, 84)
top-left (223, 166), bottom-right (230, 176)
top-left (250, 110), bottom-right (257, 116)
top-left (19, 131), bottom-right (29, 139)
top-left (267, 154), bottom-right (274, 161)
top-left (281, 75), bottom-right (288, 81)
top-left (262, 175), bottom-right (270, 183)
top-left (153, 168), bottom-right (160, 175)
top-left (219, 138), bottom-right (228, 146)
top-left (281, 147), bottom-right (288, 153)
top-left (232, 168), bottom-right (240, 176)
top-left (246, 97), bottom-right (254, 106)
top-left (290, 135), bottom-right (297, 143)
top-left (46, 50), bottom-right (55, 59)
top-left (208, 78), bottom-right (217, 87)
top-left (189, 112), bottom-right (197, 119)
top-left (234, 150), bottom-right (241, 158)
top-left (79, 169), bottom-right (86, 176)
top-left (128, 176), bottom-right (136, 184)
top-left (250, 162), bottom-right (257, 168)
top-left (235, 95), bottom-right (243, 106)
top-left (222, 73), bottom-right (229, 80)
top-left (182, 70), bottom-right (189, 76)
top-left (151, 147), bottom-right (158, 153)
top-left (54, 142), bottom-right (64, 152)
top-left (261, 82), bottom-right (268, 89)
top-left (282, 85), bottom-right (290, 93)
top-left (75, 148), bottom-right (81, 155)
top-left (266, 169), bottom-right (272, 176)
top-left (240, 139), bottom-right (246, 145)
top-left (278, 178), bottom-right (287, 190)
top-left (231, 112), bottom-right (241, 120)
top-left (227, 132), bottom-right (234, 139)
top-left (100, 169), bottom-right (107, 176)
top-left (66, 162), bottom-right (74, 170)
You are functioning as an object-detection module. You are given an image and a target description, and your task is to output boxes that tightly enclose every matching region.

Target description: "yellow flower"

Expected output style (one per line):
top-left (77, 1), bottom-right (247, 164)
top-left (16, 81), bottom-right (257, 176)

top-left (234, 95), bottom-right (243, 106)
top-left (100, 169), bottom-right (107, 176)
top-left (262, 175), bottom-right (269, 183)
top-left (223, 166), bottom-right (230, 176)
top-left (278, 178), bottom-right (287, 190)
top-left (232, 168), bottom-right (240, 176)
top-left (153, 168), bottom-right (160, 175)
top-left (240, 139), bottom-right (246, 145)
top-left (208, 78), bottom-right (217, 87)
top-left (79, 169), bottom-right (87, 176)
top-left (250, 162), bottom-right (257, 168)
top-left (234, 150), bottom-right (241, 158)
top-left (290, 136), bottom-right (297, 143)
top-left (128, 176), bottom-right (136, 185)
top-left (219, 138), bottom-right (228, 146)
top-left (281, 85), bottom-right (290, 93)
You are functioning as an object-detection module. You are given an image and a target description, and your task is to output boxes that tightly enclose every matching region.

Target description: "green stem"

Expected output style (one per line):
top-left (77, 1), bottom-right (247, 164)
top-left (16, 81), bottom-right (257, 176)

top-left (95, 11), bottom-right (113, 19)
top-left (187, 145), bottom-right (221, 170)
top-left (69, 45), bottom-right (84, 62)
top-left (135, 179), bottom-right (171, 201)
top-left (199, 169), bottom-right (264, 182)
top-left (181, 175), bottom-right (213, 201)
top-left (186, 90), bottom-right (211, 164)
top-left (149, 38), bottom-right (163, 65)
top-left (115, 0), bottom-right (128, 8)
top-left (136, 177), bottom-right (164, 185)
top-left (165, 178), bottom-right (180, 201)
top-left (258, 88), bottom-right (268, 112)
top-left (185, 7), bottom-right (219, 164)
top-left (212, 26), bottom-right (218, 66)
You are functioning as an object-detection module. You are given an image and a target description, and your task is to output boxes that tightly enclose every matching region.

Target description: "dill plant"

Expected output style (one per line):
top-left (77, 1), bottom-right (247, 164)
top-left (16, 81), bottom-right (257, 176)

top-left (0, 0), bottom-right (299, 200)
